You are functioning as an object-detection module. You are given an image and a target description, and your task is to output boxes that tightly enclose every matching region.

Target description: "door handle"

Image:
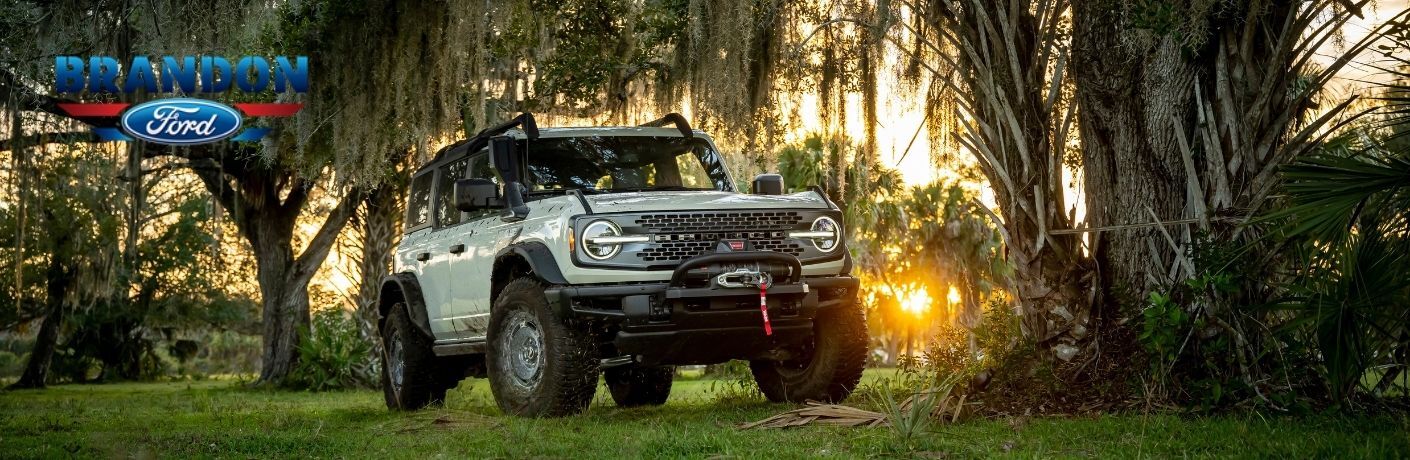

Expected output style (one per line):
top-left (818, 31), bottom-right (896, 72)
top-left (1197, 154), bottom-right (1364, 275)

top-left (449, 244), bottom-right (466, 254)
top-left (416, 252), bottom-right (430, 262)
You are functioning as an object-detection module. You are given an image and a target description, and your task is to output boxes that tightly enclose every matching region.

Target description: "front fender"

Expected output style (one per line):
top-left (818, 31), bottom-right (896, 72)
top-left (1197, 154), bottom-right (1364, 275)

top-left (378, 272), bottom-right (434, 338)
top-left (495, 242), bottom-right (569, 285)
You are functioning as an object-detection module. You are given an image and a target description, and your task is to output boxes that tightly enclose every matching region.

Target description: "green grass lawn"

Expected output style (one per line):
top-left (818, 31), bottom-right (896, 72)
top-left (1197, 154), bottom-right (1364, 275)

top-left (1, 370), bottom-right (1406, 459)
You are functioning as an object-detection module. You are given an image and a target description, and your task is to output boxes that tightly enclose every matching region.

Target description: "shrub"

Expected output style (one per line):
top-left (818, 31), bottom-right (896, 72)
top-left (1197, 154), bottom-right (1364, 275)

top-left (705, 360), bottom-right (763, 403)
top-left (287, 308), bottom-right (378, 391)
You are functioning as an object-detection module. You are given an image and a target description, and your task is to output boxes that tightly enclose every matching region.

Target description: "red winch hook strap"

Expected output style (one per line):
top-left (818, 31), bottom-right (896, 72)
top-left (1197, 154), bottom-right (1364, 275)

top-left (759, 280), bottom-right (773, 336)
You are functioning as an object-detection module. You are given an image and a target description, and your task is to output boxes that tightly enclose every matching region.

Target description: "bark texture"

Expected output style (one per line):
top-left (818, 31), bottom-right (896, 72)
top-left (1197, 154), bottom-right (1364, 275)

top-left (1072, 1), bottom-right (1200, 299)
top-left (354, 178), bottom-right (406, 340)
top-left (1071, 0), bottom-right (1368, 302)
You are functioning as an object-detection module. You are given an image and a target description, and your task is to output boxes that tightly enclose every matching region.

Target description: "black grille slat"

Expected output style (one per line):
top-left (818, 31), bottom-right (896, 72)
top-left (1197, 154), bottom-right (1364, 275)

top-left (634, 211), bottom-right (802, 233)
top-left (631, 212), bottom-right (807, 262)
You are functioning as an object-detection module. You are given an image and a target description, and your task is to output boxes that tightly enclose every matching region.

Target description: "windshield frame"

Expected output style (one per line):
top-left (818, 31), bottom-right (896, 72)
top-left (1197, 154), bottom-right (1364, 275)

top-left (515, 134), bottom-right (736, 194)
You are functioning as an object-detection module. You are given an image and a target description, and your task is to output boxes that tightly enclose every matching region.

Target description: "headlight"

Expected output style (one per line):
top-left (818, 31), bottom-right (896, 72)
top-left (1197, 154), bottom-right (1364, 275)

top-left (789, 216), bottom-right (840, 252)
top-left (580, 220), bottom-right (636, 260)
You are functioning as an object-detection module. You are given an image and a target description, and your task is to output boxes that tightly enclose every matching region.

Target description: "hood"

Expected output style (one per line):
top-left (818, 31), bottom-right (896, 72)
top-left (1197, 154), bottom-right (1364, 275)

top-left (582, 191), bottom-right (832, 214)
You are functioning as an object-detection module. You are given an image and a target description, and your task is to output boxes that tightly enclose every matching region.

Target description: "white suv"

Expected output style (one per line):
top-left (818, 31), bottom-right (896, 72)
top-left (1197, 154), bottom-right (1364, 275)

top-left (377, 113), bottom-right (866, 416)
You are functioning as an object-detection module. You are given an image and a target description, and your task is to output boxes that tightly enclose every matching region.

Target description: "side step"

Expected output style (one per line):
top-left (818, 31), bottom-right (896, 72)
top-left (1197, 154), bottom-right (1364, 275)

top-left (432, 340), bottom-right (486, 356)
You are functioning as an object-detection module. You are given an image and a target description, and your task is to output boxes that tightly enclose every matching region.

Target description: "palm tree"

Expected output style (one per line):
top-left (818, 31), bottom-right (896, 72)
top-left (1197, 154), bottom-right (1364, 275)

top-left (1268, 63), bottom-right (1410, 401)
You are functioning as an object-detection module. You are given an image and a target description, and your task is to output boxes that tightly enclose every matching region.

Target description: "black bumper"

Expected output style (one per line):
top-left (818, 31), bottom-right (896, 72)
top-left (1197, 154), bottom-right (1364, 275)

top-left (543, 266), bottom-right (859, 365)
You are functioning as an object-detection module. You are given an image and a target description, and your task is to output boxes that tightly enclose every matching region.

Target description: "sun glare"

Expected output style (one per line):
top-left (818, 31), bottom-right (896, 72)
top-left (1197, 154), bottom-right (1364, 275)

top-left (946, 285), bottom-right (962, 306)
top-left (899, 286), bottom-right (932, 316)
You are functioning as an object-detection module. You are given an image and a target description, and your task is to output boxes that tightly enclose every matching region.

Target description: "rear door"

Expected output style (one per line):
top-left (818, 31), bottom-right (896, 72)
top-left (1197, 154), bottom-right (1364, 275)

top-left (396, 172), bottom-right (454, 338)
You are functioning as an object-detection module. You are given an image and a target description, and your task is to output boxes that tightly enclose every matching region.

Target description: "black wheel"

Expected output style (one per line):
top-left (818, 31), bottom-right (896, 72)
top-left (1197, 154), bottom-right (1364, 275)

top-left (381, 304), bottom-right (446, 410)
top-left (604, 365), bottom-right (674, 407)
top-left (486, 278), bottom-right (600, 417)
top-left (750, 302), bottom-right (867, 403)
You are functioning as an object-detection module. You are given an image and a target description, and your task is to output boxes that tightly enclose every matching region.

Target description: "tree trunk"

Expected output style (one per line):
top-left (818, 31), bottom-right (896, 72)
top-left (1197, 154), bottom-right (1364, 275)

top-left (252, 220), bottom-right (310, 383)
top-left (1072, 2), bottom-right (1200, 299)
top-left (354, 181), bottom-right (404, 341)
top-left (10, 306), bottom-right (63, 389)
top-left (941, 1), bottom-right (1095, 351)
top-left (9, 227), bottom-right (75, 389)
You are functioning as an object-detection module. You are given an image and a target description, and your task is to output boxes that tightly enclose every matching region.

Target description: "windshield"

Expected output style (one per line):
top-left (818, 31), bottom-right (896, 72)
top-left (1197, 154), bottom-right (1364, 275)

top-left (521, 136), bottom-right (732, 193)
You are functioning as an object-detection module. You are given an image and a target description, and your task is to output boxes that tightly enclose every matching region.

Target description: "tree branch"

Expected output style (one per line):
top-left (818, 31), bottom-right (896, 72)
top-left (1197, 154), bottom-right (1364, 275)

top-left (291, 186), bottom-right (364, 286)
top-left (0, 131), bottom-right (96, 150)
top-left (0, 67), bottom-right (87, 124)
top-left (282, 178), bottom-right (313, 218)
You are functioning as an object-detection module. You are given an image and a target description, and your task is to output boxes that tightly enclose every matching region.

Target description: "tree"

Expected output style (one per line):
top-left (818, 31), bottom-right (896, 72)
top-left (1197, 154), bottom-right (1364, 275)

top-left (166, 145), bottom-right (361, 384)
top-left (1, 143), bottom-right (122, 388)
top-left (1071, 0), bottom-right (1393, 306)
top-left (889, 0), bottom-right (1405, 373)
top-left (1, 0), bottom-right (376, 384)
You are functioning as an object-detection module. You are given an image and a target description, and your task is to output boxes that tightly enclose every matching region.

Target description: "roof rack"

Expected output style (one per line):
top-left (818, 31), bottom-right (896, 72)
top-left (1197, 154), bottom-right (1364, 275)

top-left (423, 112), bottom-right (539, 172)
top-left (639, 113), bottom-right (694, 138)
top-left (477, 112), bottom-right (539, 141)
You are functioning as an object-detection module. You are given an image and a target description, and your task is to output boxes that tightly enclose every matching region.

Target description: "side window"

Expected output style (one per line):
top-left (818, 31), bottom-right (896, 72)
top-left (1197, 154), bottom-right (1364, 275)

top-left (406, 173), bottom-right (434, 231)
top-left (435, 157), bottom-right (470, 227)
top-left (469, 151), bottom-right (496, 182)
top-left (465, 153), bottom-right (498, 221)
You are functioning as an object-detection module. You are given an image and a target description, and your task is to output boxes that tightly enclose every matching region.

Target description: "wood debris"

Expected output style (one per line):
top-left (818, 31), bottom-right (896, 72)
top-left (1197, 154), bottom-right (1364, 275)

top-left (738, 402), bottom-right (887, 429)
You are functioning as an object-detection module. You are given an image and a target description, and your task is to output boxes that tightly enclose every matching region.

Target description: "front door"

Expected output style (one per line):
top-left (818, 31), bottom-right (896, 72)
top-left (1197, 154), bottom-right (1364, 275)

top-left (445, 153), bottom-right (500, 340)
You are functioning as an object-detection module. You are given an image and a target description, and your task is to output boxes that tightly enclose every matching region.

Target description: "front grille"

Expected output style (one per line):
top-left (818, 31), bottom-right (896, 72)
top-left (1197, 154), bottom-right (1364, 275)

top-left (631, 213), bottom-right (807, 262)
top-left (634, 211), bottom-right (803, 233)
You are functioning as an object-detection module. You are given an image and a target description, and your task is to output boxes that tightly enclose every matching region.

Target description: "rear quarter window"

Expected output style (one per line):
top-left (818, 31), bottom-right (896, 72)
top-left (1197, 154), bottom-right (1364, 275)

top-left (406, 173), bottom-right (434, 231)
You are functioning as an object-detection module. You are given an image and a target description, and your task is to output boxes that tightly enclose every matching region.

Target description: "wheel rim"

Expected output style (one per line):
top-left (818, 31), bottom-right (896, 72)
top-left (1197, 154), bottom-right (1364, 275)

top-left (776, 340), bottom-right (817, 379)
top-left (502, 310), bottom-right (545, 390)
top-left (388, 330), bottom-right (405, 394)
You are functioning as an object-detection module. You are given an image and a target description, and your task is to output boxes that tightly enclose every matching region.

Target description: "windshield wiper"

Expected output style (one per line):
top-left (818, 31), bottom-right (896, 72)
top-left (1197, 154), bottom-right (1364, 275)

top-left (603, 186), bottom-right (709, 193)
top-left (525, 188), bottom-right (610, 196)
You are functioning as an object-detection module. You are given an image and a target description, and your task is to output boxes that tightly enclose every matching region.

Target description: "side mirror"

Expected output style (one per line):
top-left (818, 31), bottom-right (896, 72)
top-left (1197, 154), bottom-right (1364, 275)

top-left (490, 136), bottom-right (520, 184)
top-left (752, 173), bottom-right (784, 195)
top-left (454, 178), bottom-right (501, 211)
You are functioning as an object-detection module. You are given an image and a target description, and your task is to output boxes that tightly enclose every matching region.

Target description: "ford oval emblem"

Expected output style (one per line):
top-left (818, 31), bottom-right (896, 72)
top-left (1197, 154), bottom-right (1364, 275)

top-left (119, 98), bottom-right (243, 145)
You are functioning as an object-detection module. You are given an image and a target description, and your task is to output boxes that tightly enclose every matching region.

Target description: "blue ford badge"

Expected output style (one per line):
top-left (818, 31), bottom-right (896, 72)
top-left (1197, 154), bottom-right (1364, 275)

top-left (119, 98), bottom-right (243, 145)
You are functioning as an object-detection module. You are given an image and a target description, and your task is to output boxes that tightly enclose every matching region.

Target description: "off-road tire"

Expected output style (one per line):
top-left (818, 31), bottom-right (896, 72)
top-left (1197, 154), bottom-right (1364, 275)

top-left (604, 365), bottom-right (674, 407)
top-left (486, 278), bottom-right (600, 417)
top-left (750, 302), bottom-right (867, 403)
top-left (381, 305), bottom-right (446, 410)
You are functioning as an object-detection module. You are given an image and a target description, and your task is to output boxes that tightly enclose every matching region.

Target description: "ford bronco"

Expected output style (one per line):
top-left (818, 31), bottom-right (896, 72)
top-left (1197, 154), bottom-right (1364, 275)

top-left (377, 113), bottom-right (866, 416)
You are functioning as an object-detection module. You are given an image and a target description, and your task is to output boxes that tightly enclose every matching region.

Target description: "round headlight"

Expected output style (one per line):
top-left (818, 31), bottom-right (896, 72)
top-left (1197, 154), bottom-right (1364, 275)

top-left (811, 216), bottom-right (840, 252)
top-left (580, 220), bottom-right (622, 260)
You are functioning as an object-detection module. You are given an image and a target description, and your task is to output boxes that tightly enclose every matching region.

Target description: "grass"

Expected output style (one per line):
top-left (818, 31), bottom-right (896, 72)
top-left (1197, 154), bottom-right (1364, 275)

top-left (0, 370), bottom-right (1406, 459)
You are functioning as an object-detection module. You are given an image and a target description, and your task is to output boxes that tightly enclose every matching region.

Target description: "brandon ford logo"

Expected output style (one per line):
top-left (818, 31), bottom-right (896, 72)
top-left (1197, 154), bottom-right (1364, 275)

top-left (54, 55), bottom-right (309, 145)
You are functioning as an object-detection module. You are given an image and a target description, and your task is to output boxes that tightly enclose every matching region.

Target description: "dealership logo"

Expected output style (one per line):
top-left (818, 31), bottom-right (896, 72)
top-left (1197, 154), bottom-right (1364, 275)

top-left (120, 99), bottom-right (243, 145)
top-left (54, 55), bottom-right (308, 145)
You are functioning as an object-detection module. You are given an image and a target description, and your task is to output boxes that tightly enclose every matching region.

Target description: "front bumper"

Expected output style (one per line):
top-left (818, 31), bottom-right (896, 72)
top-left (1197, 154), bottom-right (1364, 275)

top-left (543, 251), bottom-right (860, 365)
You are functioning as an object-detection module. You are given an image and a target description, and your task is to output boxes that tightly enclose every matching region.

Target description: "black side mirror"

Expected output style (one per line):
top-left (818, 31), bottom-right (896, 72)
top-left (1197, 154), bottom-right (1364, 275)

top-left (752, 173), bottom-right (785, 195)
top-left (454, 178), bottom-right (502, 211)
top-left (490, 136), bottom-right (520, 184)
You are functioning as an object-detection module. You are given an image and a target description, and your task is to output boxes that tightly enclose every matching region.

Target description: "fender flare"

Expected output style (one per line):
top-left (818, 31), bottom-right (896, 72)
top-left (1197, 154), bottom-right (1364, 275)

top-left (494, 241), bottom-right (569, 285)
top-left (378, 272), bottom-right (434, 338)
